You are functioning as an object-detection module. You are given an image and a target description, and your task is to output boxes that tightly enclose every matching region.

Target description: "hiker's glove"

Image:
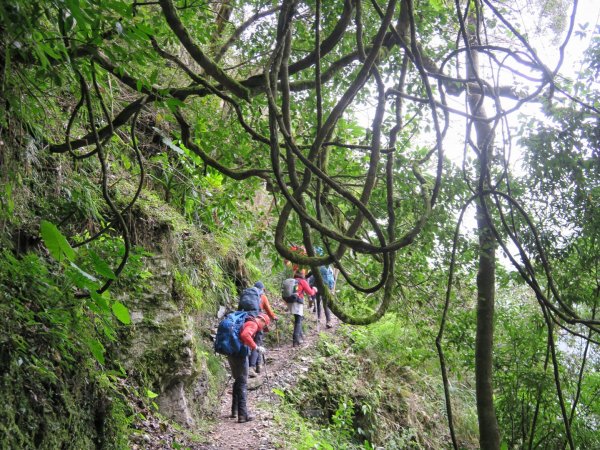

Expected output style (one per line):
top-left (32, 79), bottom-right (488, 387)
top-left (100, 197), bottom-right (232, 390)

top-left (256, 346), bottom-right (267, 354)
top-left (313, 287), bottom-right (318, 294)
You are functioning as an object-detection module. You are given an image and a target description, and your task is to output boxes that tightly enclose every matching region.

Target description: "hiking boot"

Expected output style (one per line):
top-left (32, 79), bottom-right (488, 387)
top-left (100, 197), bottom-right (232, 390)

top-left (255, 364), bottom-right (261, 374)
top-left (326, 321), bottom-right (332, 329)
top-left (248, 368), bottom-right (258, 378)
top-left (238, 415), bottom-right (254, 423)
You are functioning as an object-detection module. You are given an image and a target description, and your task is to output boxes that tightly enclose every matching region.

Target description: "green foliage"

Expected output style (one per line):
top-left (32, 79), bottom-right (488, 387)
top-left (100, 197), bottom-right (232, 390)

top-left (39, 220), bottom-right (147, 359)
top-left (491, 285), bottom-right (600, 449)
top-left (147, 142), bottom-right (261, 233)
top-left (174, 270), bottom-right (206, 311)
top-left (278, 325), bottom-right (479, 449)
top-left (0, 250), bottom-right (134, 449)
top-left (350, 315), bottom-right (437, 371)
top-left (271, 400), bottom-right (369, 450)
top-left (0, 0), bottom-right (597, 448)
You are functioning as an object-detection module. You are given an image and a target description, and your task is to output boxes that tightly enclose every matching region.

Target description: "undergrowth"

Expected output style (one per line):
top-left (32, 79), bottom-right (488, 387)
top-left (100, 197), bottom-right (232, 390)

top-left (271, 315), bottom-right (479, 449)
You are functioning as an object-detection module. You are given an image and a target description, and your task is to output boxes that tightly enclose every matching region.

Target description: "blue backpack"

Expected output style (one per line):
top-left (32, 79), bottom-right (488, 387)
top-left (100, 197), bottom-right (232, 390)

top-left (214, 311), bottom-right (251, 357)
top-left (319, 266), bottom-right (335, 290)
top-left (237, 287), bottom-right (261, 315)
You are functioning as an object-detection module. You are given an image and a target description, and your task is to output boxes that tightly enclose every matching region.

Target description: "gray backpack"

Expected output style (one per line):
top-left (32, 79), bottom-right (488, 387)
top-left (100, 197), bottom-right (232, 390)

top-left (281, 278), bottom-right (298, 303)
top-left (238, 287), bottom-right (261, 315)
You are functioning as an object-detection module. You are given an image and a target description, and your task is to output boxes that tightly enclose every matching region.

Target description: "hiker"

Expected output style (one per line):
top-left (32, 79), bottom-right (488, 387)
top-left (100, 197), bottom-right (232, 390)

top-left (248, 281), bottom-right (278, 376)
top-left (283, 244), bottom-right (306, 273)
top-left (308, 263), bottom-right (335, 328)
top-left (287, 270), bottom-right (316, 347)
top-left (228, 312), bottom-right (271, 423)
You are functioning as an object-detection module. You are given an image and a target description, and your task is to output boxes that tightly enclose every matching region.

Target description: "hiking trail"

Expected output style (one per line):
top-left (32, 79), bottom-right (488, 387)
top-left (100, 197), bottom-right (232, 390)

top-left (204, 308), bottom-right (339, 450)
top-left (127, 303), bottom-right (338, 450)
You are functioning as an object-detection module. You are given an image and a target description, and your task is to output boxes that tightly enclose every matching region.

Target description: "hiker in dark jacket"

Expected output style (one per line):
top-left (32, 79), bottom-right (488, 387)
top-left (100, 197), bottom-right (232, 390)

top-left (248, 281), bottom-right (278, 376)
top-left (228, 312), bottom-right (270, 423)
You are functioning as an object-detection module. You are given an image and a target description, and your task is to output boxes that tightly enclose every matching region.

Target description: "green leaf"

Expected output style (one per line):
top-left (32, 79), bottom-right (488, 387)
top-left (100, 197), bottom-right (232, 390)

top-left (272, 388), bottom-right (286, 398)
top-left (70, 261), bottom-right (98, 282)
top-left (40, 220), bottom-right (76, 262)
top-left (165, 98), bottom-right (185, 112)
top-left (65, 0), bottom-right (89, 30)
top-left (90, 250), bottom-right (116, 279)
top-left (146, 389), bottom-right (159, 399)
top-left (86, 339), bottom-right (106, 365)
top-left (111, 301), bottom-right (131, 324)
top-left (90, 290), bottom-right (111, 313)
top-left (4, 183), bottom-right (14, 214)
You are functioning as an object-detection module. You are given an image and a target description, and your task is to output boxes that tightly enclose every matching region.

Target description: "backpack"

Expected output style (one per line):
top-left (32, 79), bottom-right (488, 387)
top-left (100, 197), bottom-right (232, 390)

top-left (319, 265), bottom-right (335, 290)
top-left (214, 311), bottom-right (251, 356)
top-left (281, 278), bottom-right (299, 303)
top-left (237, 287), bottom-right (261, 314)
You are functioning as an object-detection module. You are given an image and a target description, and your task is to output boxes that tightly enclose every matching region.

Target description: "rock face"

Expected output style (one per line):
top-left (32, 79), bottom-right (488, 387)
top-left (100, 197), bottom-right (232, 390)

top-left (107, 189), bottom-right (254, 429)
top-left (119, 255), bottom-right (222, 427)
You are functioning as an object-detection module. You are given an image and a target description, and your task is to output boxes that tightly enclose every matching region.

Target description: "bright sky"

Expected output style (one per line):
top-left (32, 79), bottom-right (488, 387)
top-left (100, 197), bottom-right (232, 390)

top-left (534, 0), bottom-right (600, 71)
top-left (459, 0), bottom-right (600, 264)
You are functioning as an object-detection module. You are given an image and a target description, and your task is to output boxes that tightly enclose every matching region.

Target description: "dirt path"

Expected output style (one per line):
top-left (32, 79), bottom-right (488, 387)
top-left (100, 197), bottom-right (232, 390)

top-left (204, 310), bottom-right (338, 450)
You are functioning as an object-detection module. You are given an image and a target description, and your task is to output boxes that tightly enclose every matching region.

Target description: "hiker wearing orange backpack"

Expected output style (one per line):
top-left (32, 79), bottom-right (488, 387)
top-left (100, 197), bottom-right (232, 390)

top-left (228, 312), bottom-right (271, 423)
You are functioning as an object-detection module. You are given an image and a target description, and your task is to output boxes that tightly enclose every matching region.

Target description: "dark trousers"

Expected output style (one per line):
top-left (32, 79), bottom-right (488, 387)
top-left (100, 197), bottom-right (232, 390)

top-left (293, 314), bottom-right (303, 345)
top-left (248, 330), bottom-right (264, 368)
top-left (227, 355), bottom-right (249, 417)
top-left (315, 293), bottom-right (331, 322)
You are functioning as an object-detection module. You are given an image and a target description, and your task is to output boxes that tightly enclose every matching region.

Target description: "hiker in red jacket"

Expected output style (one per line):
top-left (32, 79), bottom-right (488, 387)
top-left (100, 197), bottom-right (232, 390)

top-left (284, 244), bottom-right (306, 273)
top-left (289, 271), bottom-right (316, 346)
top-left (228, 312), bottom-right (271, 423)
top-left (248, 282), bottom-right (278, 376)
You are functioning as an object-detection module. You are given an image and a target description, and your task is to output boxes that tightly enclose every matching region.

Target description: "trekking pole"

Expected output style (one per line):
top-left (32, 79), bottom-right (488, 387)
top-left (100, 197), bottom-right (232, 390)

top-left (261, 352), bottom-right (271, 394)
top-left (219, 372), bottom-right (233, 400)
top-left (316, 296), bottom-right (320, 333)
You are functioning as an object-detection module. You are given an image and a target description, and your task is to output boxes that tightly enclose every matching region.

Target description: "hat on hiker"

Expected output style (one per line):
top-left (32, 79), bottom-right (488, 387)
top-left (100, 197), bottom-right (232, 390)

top-left (254, 281), bottom-right (265, 293)
top-left (257, 313), bottom-right (270, 331)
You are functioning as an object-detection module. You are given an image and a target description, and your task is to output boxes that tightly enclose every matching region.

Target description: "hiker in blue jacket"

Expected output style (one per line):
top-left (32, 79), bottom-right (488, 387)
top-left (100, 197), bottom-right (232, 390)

top-left (308, 266), bottom-right (334, 328)
top-left (307, 248), bottom-right (335, 328)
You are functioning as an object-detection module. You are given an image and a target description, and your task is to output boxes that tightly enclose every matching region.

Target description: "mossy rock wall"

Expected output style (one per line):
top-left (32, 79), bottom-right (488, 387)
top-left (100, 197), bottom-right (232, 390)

top-left (1, 185), bottom-right (254, 446)
top-left (113, 192), bottom-right (249, 428)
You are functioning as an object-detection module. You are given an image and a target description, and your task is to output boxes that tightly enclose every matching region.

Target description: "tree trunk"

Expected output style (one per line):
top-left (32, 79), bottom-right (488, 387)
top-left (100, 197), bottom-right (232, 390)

top-left (467, 7), bottom-right (501, 449)
top-left (475, 200), bottom-right (501, 449)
